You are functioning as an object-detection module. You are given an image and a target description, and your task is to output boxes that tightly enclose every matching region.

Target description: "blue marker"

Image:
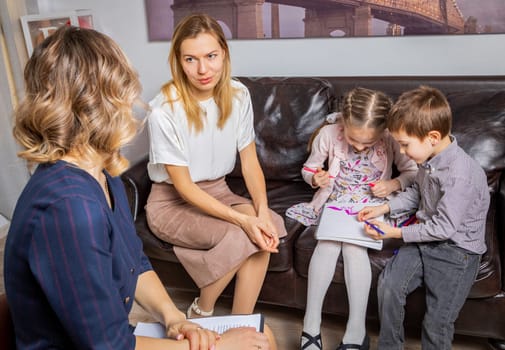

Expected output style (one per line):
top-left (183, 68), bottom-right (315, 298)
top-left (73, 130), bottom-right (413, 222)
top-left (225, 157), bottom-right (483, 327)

top-left (364, 220), bottom-right (385, 235)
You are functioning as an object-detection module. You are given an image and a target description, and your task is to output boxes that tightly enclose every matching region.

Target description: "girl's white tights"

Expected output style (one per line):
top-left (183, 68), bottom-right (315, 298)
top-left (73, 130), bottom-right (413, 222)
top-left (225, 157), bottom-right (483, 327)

top-left (302, 240), bottom-right (371, 348)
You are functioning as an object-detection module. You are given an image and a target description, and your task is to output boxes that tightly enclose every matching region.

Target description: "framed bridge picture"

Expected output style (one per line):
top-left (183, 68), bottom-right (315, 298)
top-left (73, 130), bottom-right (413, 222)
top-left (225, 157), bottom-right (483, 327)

top-left (145, 0), bottom-right (505, 41)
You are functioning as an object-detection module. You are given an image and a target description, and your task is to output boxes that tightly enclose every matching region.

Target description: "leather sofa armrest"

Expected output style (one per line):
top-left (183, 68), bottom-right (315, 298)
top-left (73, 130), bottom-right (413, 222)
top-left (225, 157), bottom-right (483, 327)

top-left (121, 155), bottom-right (151, 221)
top-left (497, 171), bottom-right (505, 288)
top-left (0, 294), bottom-right (15, 350)
top-left (121, 174), bottom-right (139, 221)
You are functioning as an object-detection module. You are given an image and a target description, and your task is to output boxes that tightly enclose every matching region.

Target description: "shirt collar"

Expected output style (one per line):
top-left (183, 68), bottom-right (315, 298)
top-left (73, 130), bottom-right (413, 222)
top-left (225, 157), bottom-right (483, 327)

top-left (420, 135), bottom-right (457, 174)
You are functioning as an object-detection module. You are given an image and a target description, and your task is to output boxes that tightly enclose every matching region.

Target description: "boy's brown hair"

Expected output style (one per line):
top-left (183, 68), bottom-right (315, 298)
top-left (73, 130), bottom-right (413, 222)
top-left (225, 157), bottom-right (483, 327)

top-left (388, 86), bottom-right (452, 139)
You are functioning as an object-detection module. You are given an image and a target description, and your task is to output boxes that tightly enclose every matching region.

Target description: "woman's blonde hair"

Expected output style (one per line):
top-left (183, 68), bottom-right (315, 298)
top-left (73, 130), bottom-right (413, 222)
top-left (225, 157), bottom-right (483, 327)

top-left (163, 13), bottom-right (234, 133)
top-left (13, 26), bottom-right (141, 176)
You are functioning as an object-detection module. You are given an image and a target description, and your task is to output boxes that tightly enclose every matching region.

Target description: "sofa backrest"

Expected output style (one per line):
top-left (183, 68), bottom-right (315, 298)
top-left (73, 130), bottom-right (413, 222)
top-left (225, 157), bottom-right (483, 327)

top-left (321, 76), bottom-right (505, 179)
top-left (126, 76), bottom-right (505, 208)
top-left (232, 77), bottom-right (335, 181)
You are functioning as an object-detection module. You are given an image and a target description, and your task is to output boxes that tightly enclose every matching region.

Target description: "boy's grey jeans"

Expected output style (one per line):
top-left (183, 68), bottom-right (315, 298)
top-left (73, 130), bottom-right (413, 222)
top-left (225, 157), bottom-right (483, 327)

top-left (377, 242), bottom-right (480, 350)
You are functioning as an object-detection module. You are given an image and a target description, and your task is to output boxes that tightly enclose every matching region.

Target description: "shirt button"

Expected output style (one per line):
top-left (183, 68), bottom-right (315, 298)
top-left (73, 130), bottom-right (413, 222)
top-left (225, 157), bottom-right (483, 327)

top-left (130, 268), bottom-right (135, 274)
top-left (124, 296), bottom-right (130, 304)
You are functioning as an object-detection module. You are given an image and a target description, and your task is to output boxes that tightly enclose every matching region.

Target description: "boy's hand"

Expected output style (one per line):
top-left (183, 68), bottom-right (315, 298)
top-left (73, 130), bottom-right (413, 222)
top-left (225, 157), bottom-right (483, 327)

top-left (363, 220), bottom-right (402, 240)
top-left (357, 203), bottom-right (390, 222)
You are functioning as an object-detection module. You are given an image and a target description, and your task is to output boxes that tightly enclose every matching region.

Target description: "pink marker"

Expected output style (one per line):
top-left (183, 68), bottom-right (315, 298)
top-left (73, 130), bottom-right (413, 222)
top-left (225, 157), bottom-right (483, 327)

top-left (303, 167), bottom-right (335, 178)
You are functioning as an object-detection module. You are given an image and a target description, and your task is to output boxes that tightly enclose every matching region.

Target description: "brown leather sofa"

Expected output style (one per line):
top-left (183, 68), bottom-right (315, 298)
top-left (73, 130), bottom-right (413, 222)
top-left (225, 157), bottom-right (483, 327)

top-left (121, 76), bottom-right (505, 348)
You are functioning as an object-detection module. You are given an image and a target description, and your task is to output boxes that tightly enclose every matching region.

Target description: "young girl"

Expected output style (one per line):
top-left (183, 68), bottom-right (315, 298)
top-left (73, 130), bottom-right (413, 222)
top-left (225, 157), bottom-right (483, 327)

top-left (145, 13), bottom-right (287, 330)
top-left (287, 87), bottom-right (418, 350)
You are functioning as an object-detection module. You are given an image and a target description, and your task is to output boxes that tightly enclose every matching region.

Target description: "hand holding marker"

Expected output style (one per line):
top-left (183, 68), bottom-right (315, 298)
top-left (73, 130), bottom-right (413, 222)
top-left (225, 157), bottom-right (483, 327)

top-left (307, 167), bottom-right (384, 235)
top-left (364, 220), bottom-right (385, 235)
top-left (303, 166), bottom-right (335, 178)
top-left (365, 182), bottom-right (387, 235)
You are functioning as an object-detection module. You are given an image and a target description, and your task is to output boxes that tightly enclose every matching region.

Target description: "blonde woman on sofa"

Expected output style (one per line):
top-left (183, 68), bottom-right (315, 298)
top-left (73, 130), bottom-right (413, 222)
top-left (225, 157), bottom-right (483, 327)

top-left (5, 25), bottom-right (272, 350)
top-left (286, 88), bottom-right (417, 350)
top-left (145, 13), bottom-right (287, 336)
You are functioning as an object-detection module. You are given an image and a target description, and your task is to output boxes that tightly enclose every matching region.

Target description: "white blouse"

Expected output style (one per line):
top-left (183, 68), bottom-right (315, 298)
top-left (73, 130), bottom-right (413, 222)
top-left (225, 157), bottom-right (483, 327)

top-left (147, 79), bottom-right (255, 184)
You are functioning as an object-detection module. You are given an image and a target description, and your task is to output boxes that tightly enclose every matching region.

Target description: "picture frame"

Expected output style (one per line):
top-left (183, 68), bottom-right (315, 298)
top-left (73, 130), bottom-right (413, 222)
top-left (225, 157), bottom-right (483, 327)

top-left (20, 11), bottom-right (94, 56)
top-left (76, 9), bottom-right (94, 30)
top-left (145, 0), bottom-right (505, 41)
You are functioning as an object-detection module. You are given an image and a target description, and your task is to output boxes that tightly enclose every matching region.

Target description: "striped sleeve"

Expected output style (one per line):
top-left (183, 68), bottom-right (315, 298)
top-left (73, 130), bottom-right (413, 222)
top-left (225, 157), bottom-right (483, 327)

top-left (28, 196), bottom-right (135, 350)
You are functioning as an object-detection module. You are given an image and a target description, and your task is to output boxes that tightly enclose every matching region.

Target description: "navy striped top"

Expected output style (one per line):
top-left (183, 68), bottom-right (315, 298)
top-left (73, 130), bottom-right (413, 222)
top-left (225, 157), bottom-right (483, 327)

top-left (4, 160), bottom-right (152, 349)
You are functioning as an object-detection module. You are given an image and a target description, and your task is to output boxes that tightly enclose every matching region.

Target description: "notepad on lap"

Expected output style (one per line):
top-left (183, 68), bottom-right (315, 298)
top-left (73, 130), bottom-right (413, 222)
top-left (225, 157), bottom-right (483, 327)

top-left (315, 201), bottom-right (383, 250)
top-left (134, 313), bottom-right (264, 338)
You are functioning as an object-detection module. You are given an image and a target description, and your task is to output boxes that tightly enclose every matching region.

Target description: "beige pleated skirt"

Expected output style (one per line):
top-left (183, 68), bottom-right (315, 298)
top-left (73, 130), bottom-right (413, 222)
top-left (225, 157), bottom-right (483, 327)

top-left (145, 177), bottom-right (287, 288)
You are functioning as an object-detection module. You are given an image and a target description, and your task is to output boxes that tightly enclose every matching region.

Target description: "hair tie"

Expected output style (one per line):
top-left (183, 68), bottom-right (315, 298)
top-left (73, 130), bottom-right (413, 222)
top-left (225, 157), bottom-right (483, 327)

top-left (325, 112), bottom-right (339, 124)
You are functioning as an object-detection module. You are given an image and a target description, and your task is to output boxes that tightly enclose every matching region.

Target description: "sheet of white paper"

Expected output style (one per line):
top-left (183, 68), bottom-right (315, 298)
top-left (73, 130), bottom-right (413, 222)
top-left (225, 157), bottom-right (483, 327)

top-left (133, 313), bottom-right (264, 338)
top-left (134, 322), bottom-right (166, 338)
top-left (315, 201), bottom-right (383, 250)
top-left (191, 313), bottom-right (263, 334)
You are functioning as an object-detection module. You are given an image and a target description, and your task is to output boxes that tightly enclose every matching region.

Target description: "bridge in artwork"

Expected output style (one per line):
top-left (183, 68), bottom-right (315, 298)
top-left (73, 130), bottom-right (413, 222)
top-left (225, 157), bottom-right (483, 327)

top-left (171, 0), bottom-right (465, 38)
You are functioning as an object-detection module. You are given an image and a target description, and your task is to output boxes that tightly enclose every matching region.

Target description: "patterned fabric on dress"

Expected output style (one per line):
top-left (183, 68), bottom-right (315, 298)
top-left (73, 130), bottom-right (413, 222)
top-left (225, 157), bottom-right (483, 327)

top-left (330, 145), bottom-right (383, 206)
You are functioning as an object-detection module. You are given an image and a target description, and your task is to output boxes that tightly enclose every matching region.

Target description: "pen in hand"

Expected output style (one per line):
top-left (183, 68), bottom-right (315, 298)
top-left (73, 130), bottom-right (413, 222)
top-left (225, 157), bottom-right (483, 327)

top-left (303, 166), bottom-right (335, 178)
top-left (364, 220), bottom-right (385, 235)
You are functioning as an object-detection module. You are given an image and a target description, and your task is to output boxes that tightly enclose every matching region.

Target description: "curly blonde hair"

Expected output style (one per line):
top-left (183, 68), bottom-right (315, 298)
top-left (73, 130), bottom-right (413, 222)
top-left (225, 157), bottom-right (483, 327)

top-left (162, 13), bottom-right (235, 133)
top-left (13, 26), bottom-right (141, 176)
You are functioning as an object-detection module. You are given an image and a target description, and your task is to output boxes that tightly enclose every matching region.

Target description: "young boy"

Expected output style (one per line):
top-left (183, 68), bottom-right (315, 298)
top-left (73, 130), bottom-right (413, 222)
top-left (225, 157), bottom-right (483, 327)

top-left (358, 86), bottom-right (490, 350)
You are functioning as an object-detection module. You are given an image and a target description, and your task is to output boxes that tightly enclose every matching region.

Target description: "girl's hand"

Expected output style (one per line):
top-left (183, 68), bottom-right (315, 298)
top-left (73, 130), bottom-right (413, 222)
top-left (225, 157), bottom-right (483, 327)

top-left (357, 203), bottom-right (390, 222)
top-left (370, 179), bottom-right (401, 198)
top-left (363, 220), bottom-right (402, 240)
top-left (217, 327), bottom-right (271, 350)
top-left (312, 168), bottom-right (331, 188)
top-left (167, 320), bottom-right (219, 350)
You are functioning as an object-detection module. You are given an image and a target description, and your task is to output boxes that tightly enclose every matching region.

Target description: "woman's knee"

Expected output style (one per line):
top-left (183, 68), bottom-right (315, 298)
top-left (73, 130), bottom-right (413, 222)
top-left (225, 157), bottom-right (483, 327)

top-left (248, 250), bottom-right (271, 267)
top-left (270, 211), bottom-right (287, 233)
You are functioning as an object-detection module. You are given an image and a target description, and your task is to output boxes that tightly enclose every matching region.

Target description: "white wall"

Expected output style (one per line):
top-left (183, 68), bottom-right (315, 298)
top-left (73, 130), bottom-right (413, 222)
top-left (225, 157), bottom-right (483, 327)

top-left (36, 0), bottom-right (505, 162)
